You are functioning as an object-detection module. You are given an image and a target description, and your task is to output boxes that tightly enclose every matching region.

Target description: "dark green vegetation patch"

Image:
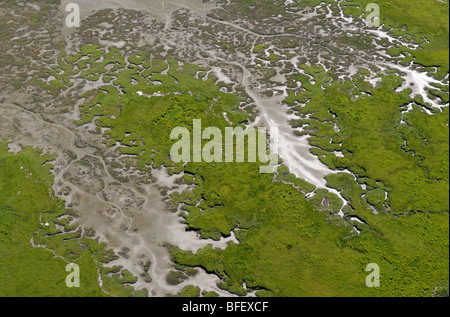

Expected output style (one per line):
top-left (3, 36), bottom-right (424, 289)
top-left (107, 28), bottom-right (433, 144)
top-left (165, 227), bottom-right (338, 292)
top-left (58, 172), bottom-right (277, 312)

top-left (67, 43), bottom-right (449, 296)
top-left (0, 141), bottom-right (141, 297)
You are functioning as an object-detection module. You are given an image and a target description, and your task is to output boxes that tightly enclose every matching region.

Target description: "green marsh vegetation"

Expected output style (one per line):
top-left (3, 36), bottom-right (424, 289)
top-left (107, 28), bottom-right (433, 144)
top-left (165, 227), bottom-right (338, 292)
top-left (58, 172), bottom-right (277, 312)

top-left (64, 41), bottom-right (449, 296)
top-left (0, 141), bottom-right (145, 296)
top-left (294, 69), bottom-right (448, 214)
top-left (217, 0), bottom-right (449, 75)
top-left (0, 141), bottom-right (104, 296)
top-left (343, 0), bottom-right (449, 76)
top-left (11, 0), bottom-right (447, 298)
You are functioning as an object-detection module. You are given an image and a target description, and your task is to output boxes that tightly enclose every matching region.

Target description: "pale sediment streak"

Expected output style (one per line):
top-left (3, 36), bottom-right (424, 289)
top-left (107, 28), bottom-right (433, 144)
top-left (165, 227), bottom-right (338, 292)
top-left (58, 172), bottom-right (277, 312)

top-left (367, 28), bottom-right (419, 50)
top-left (231, 64), bottom-right (352, 215)
top-left (381, 62), bottom-right (449, 111)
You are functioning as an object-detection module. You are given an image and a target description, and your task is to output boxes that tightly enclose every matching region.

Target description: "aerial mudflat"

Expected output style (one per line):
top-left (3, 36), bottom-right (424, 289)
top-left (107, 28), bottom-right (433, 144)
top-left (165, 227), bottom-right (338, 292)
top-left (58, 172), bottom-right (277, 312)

top-left (0, 0), bottom-right (448, 299)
